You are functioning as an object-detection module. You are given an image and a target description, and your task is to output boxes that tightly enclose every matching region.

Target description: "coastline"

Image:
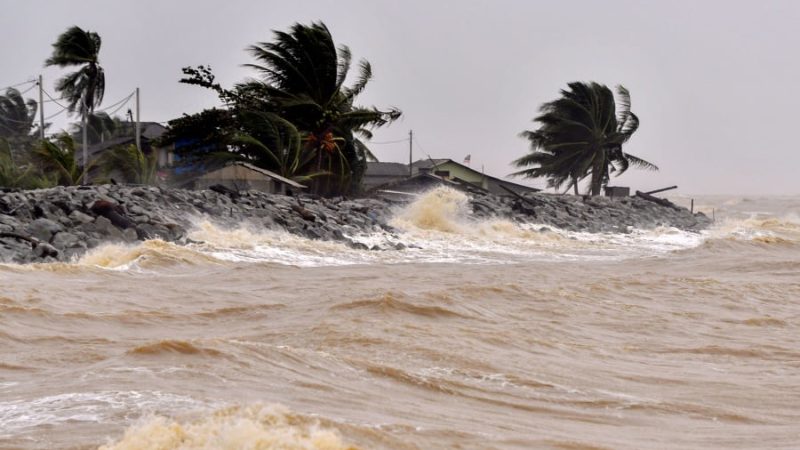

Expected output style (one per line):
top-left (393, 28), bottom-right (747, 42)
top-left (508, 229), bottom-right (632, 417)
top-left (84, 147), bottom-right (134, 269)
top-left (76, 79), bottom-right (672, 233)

top-left (0, 185), bottom-right (711, 264)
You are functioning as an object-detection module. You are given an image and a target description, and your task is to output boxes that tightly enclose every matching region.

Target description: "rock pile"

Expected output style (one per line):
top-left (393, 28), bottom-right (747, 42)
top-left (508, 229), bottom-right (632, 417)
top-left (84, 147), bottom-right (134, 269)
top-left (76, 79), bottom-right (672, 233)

top-left (0, 185), bottom-right (710, 263)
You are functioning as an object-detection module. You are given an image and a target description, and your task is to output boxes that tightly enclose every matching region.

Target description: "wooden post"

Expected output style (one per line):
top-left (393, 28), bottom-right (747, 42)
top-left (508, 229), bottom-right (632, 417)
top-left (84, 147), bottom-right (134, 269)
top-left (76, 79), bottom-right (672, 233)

top-left (690, 198), bottom-right (694, 214)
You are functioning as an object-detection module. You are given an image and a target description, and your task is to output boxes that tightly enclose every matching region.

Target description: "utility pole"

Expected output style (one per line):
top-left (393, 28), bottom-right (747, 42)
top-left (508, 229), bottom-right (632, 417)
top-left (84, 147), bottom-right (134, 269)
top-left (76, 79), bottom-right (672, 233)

top-left (135, 87), bottom-right (141, 153)
top-left (37, 75), bottom-right (45, 140)
top-left (408, 129), bottom-right (413, 177)
top-left (82, 98), bottom-right (88, 184)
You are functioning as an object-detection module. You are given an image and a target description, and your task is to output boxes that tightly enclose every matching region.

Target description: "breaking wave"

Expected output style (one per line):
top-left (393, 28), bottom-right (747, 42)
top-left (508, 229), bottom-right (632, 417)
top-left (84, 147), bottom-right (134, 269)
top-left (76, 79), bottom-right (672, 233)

top-left (27, 188), bottom-right (800, 271)
top-left (99, 404), bottom-right (358, 450)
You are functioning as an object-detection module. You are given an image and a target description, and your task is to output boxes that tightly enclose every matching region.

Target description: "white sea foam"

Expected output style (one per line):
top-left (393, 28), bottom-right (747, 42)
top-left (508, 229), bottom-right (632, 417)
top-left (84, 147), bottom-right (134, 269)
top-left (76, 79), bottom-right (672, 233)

top-left (0, 391), bottom-right (213, 433)
top-left (77, 188), bottom-right (790, 270)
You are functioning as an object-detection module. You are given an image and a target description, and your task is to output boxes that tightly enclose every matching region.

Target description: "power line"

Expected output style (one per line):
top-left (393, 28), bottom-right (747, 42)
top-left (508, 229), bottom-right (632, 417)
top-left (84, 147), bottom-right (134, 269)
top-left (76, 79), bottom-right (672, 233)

top-left (95, 91), bottom-right (135, 115)
top-left (0, 79), bottom-right (36, 92)
top-left (368, 137), bottom-right (410, 145)
top-left (44, 107), bottom-right (68, 121)
top-left (41, 88), bottom-right (71, 110)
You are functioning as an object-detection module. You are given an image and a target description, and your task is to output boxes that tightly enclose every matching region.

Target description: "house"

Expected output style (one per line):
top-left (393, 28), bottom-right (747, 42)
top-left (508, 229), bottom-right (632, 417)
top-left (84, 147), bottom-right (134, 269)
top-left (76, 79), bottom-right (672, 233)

top-left (363, 162), bottom-right (410, 191)
top-left (363, 158), bottom-right (538, 195)
top-left (189, 161), bottom-right (306, 194)
top-left (411, 159), bottom-right (539, 195)
top-left (85, 122), bottom-right (174, 170)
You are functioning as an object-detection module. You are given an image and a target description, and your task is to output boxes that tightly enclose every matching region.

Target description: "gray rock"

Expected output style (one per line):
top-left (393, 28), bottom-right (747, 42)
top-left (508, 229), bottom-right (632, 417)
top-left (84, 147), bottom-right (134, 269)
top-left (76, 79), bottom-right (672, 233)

top-left (69, 210), bottom-right (94, 224)
top-left (52, 232), bottom-right (80, 249)
top-left (26, 218), bottom-right (63, 242)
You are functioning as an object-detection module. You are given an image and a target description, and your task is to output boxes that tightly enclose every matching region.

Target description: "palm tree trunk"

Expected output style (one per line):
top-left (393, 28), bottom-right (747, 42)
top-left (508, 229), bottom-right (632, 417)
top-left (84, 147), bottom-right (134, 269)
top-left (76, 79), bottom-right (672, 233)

top-left (82, 108), bottom-right (88, 184)
top-left (590, 150), bottom-right (605, 196)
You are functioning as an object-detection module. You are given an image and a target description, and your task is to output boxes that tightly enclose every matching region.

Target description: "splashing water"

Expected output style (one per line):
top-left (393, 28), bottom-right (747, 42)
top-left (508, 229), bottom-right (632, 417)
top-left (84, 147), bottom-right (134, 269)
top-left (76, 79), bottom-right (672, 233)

top-left (99, 404), bottom-right (358, 450)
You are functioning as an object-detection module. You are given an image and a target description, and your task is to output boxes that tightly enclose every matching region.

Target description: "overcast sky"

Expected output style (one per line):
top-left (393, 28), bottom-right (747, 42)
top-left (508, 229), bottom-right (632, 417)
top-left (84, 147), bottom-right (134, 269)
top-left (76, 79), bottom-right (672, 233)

top-left (2, 0), bottom-right (798, 195)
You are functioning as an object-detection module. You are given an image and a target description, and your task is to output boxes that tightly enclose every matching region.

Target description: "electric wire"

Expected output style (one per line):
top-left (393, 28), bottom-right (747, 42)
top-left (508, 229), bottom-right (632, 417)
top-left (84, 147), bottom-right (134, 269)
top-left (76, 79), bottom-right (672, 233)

top-left (368, 137), bottom-right (409, 145)
top-left (0, 79), bottom-right (36, 92)
top-left (95, 91), bottom-right (135, 115)
top-left (41, 88), bottom-right (71, 110)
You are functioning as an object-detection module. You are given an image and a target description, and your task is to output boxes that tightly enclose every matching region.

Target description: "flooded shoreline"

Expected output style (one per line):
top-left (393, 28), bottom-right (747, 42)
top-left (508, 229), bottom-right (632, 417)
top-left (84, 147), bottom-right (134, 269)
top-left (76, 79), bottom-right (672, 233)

top-left (1, 194), bottom-right (799, 449)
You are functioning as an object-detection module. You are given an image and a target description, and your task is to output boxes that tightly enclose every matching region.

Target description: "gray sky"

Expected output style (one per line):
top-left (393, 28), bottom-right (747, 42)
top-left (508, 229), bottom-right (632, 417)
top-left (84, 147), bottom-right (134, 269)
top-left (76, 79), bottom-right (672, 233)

top-left (2, 0), bottom-right (799, 195)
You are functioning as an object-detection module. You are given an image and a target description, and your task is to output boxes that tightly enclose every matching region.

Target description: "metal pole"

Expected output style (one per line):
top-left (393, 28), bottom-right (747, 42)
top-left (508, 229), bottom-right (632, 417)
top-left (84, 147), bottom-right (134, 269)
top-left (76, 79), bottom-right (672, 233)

top-left (37, 75), bottom-right (45, 140)
top-left (82, 101), bottom-right (88, 184)
top-left (408, 129), bottom-right (413, 177)
top-left (135, 88), bottom-right (141, 153)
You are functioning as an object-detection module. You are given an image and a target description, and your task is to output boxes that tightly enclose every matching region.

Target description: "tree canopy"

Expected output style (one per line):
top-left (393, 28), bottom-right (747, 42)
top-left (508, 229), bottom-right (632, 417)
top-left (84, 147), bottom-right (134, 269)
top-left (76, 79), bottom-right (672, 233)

top-left (513, 82), bottom-right (657, 195)
top-left (163, 21), bottom-right (400, 195)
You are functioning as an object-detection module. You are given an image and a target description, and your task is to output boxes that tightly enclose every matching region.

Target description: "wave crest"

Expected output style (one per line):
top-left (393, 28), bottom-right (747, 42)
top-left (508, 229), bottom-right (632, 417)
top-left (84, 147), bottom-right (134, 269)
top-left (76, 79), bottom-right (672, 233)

top-left (99, 404), bottom-right (358, 450)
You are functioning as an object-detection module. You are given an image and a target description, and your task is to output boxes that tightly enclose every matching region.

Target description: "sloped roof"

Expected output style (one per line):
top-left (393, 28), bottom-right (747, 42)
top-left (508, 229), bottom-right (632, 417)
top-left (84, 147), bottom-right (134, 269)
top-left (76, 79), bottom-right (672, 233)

top-left (86, 135), bottom-right (151, 159)
top-left (226, 161), bottom-right (306, 189)
top-left (365, 161), bottom-right (410, 177)
top-left (411, 158), bottom-right (450, 169)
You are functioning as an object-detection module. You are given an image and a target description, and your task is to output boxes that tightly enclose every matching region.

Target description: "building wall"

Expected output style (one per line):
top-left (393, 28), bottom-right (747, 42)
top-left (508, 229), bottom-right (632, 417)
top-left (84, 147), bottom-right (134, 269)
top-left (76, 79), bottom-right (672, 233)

top-left (193, 165), bottom-right (282, 193)
top-left (363, 174), bottom-right (408, 191)
top-left (422, 162), bottom-right (489, 190)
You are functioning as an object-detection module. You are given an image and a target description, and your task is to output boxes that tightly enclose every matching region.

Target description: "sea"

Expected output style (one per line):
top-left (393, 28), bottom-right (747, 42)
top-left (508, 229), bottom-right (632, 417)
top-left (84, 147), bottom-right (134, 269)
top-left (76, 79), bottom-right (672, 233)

top-left (1, 188), bottom-right (798, 449)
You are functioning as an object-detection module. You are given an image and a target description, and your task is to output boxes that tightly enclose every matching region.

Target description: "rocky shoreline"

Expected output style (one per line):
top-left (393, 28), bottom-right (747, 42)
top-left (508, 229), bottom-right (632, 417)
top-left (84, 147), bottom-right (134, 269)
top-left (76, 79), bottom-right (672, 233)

top-left (0, 185), bottom-right (711, 263)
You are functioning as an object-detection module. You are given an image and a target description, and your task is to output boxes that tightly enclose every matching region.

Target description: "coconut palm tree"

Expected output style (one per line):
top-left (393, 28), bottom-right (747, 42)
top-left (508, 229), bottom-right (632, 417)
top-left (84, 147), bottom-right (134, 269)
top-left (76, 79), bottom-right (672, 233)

top-left (32, 134), bottom-right (91, 186)
top-left (243, 21), bottom-right (401, 194)
top-left (0, 88), bottom-right (39, 162)
top-left (513, 82), bottom-right (657, 195)
top-left (0, 138), bottom-right (51, 189)
top-left (45, 26), bottom-right (105, 174)
top-left (230, 111), bottom-right (327, 183)
top-left (70, 112), bottom-right (127, 145)
top-left (99, 144), bottom-right (158, 185)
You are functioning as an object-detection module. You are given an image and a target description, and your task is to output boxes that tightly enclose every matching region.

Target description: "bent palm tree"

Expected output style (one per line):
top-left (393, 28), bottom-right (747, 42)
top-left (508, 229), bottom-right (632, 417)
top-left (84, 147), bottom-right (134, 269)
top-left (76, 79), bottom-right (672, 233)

top-left (45, 26), bottom-right (105, 175)
top-left (0, 88), bottom-right (39, 162)
top-left (512, 82), bottom-right (657, 195)
top-left (244, 21), bottom-right (400, 194)
top-left (0, 138), bottom-right (51, 189)
top-left (231, 111), bottom-right (325, 183)
top-left (99, 144), bottom-right (158, 185)
top-left (32, 135), bottom-right (91, 186)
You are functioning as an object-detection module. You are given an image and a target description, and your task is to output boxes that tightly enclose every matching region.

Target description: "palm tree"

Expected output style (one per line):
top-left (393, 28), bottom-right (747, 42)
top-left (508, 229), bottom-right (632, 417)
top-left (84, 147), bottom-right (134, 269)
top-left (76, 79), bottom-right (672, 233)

top-left (0, 138), bottom-right (51, 189)
top-left (512, 82), bottom-right (657, 195)
top-left (231, 111), bottom-right (326, 183)
top-left (99, 144), bottom-right (158, 185)
top-left (32, 134), bottom-right (91, 186)
top-left (45, 26), bottom-right (105, 175)
top-left (71, 112), bottom-right (126, 145)
top-left (243, 21), bottom-right (401, 194)
top-left (0, 88), bottom-right (39, 162)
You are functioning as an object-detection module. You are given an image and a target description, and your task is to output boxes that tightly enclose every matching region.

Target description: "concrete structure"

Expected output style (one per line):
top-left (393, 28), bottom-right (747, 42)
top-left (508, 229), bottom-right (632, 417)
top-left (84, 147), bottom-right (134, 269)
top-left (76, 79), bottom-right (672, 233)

top-left (604, 186), bottom-right (631, 198)
top-left (190, 161), bottom-right (306, 194)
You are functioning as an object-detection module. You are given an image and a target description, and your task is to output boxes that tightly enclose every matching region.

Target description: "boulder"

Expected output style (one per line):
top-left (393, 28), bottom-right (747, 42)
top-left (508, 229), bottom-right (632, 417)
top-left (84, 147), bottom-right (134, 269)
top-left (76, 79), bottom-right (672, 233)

top-left (26, 218), bottom-right (63, 242)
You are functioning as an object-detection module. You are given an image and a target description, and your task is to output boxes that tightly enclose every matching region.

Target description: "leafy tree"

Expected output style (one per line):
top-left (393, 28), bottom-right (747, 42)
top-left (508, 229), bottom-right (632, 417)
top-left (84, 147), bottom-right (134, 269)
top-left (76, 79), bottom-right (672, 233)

top-left (99, 144), bottom-right (158, 185)
top-left (513, 82), bottom-right (657, 195)
top-left (45, 26), bottom-right (105, 172)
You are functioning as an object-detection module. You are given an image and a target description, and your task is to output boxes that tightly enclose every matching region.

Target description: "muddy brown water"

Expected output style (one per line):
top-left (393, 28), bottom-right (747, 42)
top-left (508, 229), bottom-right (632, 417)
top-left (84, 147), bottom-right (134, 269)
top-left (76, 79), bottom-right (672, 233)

top-left (1, 190), bottom-right (799, 449)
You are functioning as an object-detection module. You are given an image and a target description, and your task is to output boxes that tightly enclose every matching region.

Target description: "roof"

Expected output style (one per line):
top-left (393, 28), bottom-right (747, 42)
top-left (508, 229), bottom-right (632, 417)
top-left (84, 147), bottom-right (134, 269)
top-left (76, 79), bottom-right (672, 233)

top-left (86, 135), bottom-right (151, 159)
top-left (221, 161), bottom-right (306, 189)
top-left (365, 161), bottom-right (410, 177)
top-left (411, 159), bottom-right (450, 169)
